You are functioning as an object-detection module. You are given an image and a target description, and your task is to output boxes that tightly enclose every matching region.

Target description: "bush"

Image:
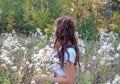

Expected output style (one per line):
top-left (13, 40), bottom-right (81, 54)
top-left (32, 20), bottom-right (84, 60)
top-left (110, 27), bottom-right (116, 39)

top-left (77, 17), bottom-right (98, 40)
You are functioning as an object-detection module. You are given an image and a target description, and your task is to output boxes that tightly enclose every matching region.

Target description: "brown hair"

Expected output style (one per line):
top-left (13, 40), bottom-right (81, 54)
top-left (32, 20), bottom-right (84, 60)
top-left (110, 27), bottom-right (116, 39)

top-left (54, 16), bottom-right (80, 67)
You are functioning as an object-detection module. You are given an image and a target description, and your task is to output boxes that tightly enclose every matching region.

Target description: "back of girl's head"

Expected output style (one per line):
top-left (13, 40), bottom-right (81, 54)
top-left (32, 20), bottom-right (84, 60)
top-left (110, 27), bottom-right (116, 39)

top-left (54, 16), bottom-right (76, 49)
top-left (54, 16), bottom-right (80, 67)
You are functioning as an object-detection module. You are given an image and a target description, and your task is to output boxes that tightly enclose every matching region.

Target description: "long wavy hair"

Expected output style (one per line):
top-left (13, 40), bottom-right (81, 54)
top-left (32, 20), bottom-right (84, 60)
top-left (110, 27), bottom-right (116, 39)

top-left (54, 16), bottom-right (80, 68)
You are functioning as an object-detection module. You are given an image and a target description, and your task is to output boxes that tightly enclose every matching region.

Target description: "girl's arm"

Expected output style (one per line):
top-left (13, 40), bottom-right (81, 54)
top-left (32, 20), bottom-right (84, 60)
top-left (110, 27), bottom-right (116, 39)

top-left (32, 61), bottom-right (75, 84)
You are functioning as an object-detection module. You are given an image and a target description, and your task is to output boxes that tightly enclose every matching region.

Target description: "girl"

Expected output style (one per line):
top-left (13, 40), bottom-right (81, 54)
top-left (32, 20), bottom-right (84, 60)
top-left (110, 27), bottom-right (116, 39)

top-left (32, 16), bottom-right (80, 84)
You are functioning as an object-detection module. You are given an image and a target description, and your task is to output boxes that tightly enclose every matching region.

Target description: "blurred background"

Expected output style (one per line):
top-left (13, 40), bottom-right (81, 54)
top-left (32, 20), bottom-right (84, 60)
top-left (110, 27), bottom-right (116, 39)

top-left (0, 0), bottom-right (120, 84)
top-left (0, 0), bottom-right (120, 39)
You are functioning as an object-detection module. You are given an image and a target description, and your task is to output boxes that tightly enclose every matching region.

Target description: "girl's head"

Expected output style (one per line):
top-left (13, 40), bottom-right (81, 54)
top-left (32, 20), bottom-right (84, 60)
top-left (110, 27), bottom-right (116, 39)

top-left (54, 16), bottom-right (80, 67)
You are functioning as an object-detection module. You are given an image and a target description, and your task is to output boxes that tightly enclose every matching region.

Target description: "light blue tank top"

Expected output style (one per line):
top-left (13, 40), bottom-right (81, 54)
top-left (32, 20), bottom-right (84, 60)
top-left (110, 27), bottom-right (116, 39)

top-left (52, 45), bottom-right (76, 76)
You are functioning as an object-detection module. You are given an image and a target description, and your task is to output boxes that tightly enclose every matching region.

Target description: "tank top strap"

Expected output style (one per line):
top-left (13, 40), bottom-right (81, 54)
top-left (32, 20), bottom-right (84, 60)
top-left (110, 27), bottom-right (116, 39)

top-left (67, 45), bottom-right (75, 49)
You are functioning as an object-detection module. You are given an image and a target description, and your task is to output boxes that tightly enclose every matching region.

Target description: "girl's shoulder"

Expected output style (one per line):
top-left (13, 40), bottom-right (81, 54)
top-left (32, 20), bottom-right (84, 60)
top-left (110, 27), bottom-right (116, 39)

top-left (64, 45), bottom-right (76, 63)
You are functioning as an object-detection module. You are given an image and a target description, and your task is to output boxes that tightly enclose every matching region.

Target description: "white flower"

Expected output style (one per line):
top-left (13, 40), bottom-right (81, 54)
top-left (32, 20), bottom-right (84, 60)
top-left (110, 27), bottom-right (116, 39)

top-left (114, 53), bottom-right (120, 58)
top-left (111, 47), bottom-right (115, 51)
top-left (53, 58), bottom-right (59, 63)
top-left (31, 45), bottom-right (57, 75)
top-left (99, 29), bottom-right (117, 45)
top-left (92, 56), bottom-right (97, 61)
top-left (44, 28), bottom-right (49, 33)
top-left (87, 64), bottom-right (90, 67)
top-left (21, 47), bottom-right (26, 51)
top-left (98, 43), bottom-right (113, 55)
top-left (100, 60), bottom-right (105, 65)
top-left (36, 62), bottom-right (41, 66)
top-left (28, 64), bottom-right (33, 69)
top-left (31, 80), bottom-right (36, 84)
top-left (6, 60), bottom-right (13, 65)
top-left (1, 49), bottom-right (9, 55)
top-left (98, 49), bottom-right (102, 55)
top-left (2, 36), bottom-right (21, 50)
top-left (36, 28), bottom-right (42, 36)
top-left (41, 74), bottom-right (47, 78)
top-left (13, 47), bottom-right (18, 52)
top-left (51, 44), bottom-right (54, 47)
top-left (26, 61), bottom-right (30, 65)
top-left (80, 62), bottom-right (85, 72)
top-left (1, 33), bottom-right (4, 35)
top-left (12, 29), bottom-right (16, 35)
top-left (77, 39), bottom-right (85, 47)
top-left (3, 56), bottom-right (9, 61)
top-left (11, 66), bottom-right (18, 71)
top-left (1, 64), bottom-right (6, 68)
top-left (101, 45), bottom-right (106, 51)
top-left (75, 32), bottom-right (79, 39)
top-left (112, 74), bottom-right (120, 84)
top-left (117, 44), bottom-right (120, 51)
top-left (0, 52), bottom-right (8, 59)
top-left (81, 48), bottom-right (85, 54)
top-left (100, 56), bottom-right (114, 65)
top-left (36, 68), bottom-right (41, 72)
top-left (108, 57), bottom-right (114, 61)
top-left (33, 58), bottom-right (38, 62)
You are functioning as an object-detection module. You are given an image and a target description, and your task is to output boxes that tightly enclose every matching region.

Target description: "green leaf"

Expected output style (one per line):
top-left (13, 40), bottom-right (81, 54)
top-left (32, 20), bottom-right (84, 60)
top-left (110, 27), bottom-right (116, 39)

top-left (4, 79), bottom-right (10, 84)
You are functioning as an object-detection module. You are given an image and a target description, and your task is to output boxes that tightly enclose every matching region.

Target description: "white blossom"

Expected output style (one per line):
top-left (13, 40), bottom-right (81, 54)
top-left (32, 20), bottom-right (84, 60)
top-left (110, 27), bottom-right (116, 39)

top-left (117, 44), bottom-right (120, 51)
top-left (31, 45), bottom-right (59, 76)
top-left (28, 64), bottom-right (33, 69)
top-left (114, 53), bottom-right (120, 58)
top-left (36, 28), bottom-right (43, 36)
top-left (31, 80), bottom-right (36, 84)
top-left (112, 75), bottom-right (120, 84)
top-left (21, 47), bottom-right (26, 51)
top-left (1, 64), bottom-right (6, 68)
top-left (80, 62), bottom-right (85, 72)
top-left (92, 56), bottom-right (98, 61)
top-left (26, 61), bottom-right (30, 65)
top-left (11, 66), bottom-right (18, 71)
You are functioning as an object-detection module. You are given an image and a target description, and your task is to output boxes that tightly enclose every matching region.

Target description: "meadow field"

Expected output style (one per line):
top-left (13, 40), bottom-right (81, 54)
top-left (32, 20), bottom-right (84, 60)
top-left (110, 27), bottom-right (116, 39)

top-left (0, 29), bottom-right (120, 84)
top-left (0, 0), bottom-right (120, 84)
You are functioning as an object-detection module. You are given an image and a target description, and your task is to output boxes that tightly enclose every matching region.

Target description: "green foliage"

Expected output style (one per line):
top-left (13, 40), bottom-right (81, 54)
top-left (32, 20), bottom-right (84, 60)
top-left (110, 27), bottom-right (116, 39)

top-left (0, 0), bottom-right (63, 34)
top-left (112, 24), bottom-right (120, 37)
top-left (83, 71), bottom-right (93, 84)
top-left (111, 0), bottom-right (120, 11)
top-left (77, 17), bottom-right (98, 40)
top-left (0, 73), bottom-right (10, 84)
top-left (14, 0), bottom-right (24, 32)
top-left (23, 0), bottom-right (51, 33)
top-left (0, 75), bottom-right (3, 83)
top-left (0, 0), bottom-right (120, 40)
top-left (48, 0), bottom-right (63, 19)
top-left (75, 70), bottom-right (94, 84)
top-left (4, 79), bottom-right (10, 84)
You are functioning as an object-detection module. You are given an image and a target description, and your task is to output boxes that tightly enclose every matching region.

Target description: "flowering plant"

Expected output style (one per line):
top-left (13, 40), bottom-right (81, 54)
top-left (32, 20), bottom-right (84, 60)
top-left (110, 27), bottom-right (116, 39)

top-left (31, 45), bottom-right (59, 77)
top-left (0, 36), bottom-right (28, 83)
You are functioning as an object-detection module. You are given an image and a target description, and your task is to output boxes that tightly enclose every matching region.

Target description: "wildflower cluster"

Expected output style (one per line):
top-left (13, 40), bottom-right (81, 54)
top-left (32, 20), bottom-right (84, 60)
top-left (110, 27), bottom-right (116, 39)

top-left (31, 45), bottom-right (59, 76)
top-left (0, 36), bottom-right (26, 71)
top-left (97, 29), bottom-right (120, 65)
top-left (0, 28), bottom-right (120, 84)
top-left (75, 32), bottom-right (86, 54)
